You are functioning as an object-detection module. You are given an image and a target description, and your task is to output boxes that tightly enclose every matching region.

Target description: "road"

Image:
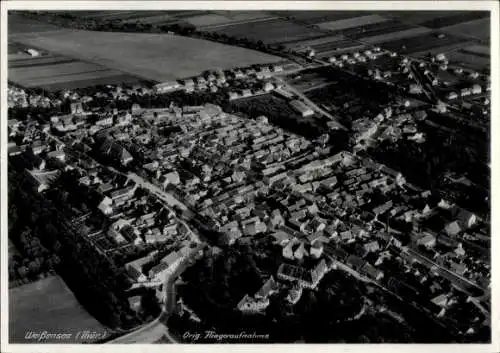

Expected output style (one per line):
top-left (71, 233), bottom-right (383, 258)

top-left (404, 248), bottom-right (484, 297)
top-left (108, 244), bottom-right (204, 344)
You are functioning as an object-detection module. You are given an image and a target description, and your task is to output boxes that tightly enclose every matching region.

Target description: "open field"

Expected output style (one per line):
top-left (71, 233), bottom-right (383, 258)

top-left (9, 275), bottom-right (109, 343)
top-left (11, 30), bottom-right (283, 82)
top-left (271, 11), bottom-right (369, 25)
top-left (418, 12), bottom-right (489, 29)
top-left (446, 50), bottom-right (490, 71)
top-left (212, 19), bottom-right (322, 45)
top-left (318, 14), bottom-right (389, 31)
top-left (441, 18), bottom-right (490, 40)
top-left (381, 11), bottom-right (460, 25)
top-left (375, 32), bottom-right (470, 55)
top-left (8, 14), bottom-right (62, 34)
top-left (462, 44), bottom-right (490, 56)
top-left (342, 20), bottom-right (416, 41)
top-left (361, 27), bottom-right (433, 44)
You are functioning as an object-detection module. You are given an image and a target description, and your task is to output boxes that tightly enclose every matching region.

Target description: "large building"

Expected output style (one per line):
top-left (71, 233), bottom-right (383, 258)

top-left (289, 100), bottom-right (314, 117)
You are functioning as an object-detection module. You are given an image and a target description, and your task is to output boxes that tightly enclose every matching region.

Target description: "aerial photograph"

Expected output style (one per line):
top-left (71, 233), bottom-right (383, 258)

top-left (4, 6), bottom-right (494, 347)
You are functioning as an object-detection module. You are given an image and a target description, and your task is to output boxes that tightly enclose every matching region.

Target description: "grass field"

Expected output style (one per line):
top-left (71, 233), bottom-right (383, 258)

top-left (446, 50), bottom-right (490, 70)
top-left (9, 275), bottom-right (109, 343)
top-left (462, 44), bottom-right (490, 56)
top-left (271, 11), bottom-right (369, 25)
top-left (8, 14), bottom-right (62, 34)
top-left (11, 30), bottom-right (283, 82)
top-left (318, 14), bottom-right (389, 31)
top-left (361, 27), bottom-right (433, 44)
top-left (376, 32), bottom-right (470, 55)
top-left (441, 18), bottom-right (490, 40)
top-left (213, 19), bottom-right (322, 45)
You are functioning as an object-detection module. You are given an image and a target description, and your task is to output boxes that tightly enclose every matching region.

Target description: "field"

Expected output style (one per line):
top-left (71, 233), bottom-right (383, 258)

top-left (9, 275), bottom-right (109, 343)
top-left (8, 42), bottom-right (142, 90)
top-left (441, 18), bottom-right (490, 40)
top-left (361, 27), bottom-right (433, 44)
top-left (375, 32), bottom-right (471, 55)
top-left (11, 30), bottom-right (283, 82)
top-left (8, 14), bottom-right (61, 34)
top-left (462, 44), bottom-right (490, 56)
top-left (318, 14), bottom-right (389, 31)
top-left (445, 50), bottom-right (490, 70)
top-left (213, 19), bottom-right (322, 45)
top-left (417, 12), bottom-right (489, 29)
top-left (270, 11), bottom-right (369, 25)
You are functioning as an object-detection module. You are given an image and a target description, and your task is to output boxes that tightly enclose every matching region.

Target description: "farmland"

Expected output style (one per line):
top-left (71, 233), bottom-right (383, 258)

top-left (375, 32), bottom-right (471, 55)
top-left (317, 14), bottom-right (389, 31)
top-left (8, 41), bottom-right (142, 91)
top-left (9, 275), bottom-right (109, 343)
top-left (446, 50), bottom-right (490, 71)
top-left (441, 18), bottom-right (491, 40)
top-left (212, 19), bottom-right (322, 45)
top-left (11, 29), bottom-right (283, 82)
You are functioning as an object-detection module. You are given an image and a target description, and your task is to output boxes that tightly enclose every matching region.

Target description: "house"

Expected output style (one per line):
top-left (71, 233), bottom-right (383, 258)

top-left (283, 239), bottom-right (299, 259)
top-left (449, 261), bottom-right (467, 276)
top-left (98, 196), bottom-right (113, 215)
top-left (125, 254), bottom-right (154, 282)
top-left (161, 171), bottom-right (180, 188)
top-left (255, 276), bottom-right (279, 299)
top-left (272, 231), bottom-right (292, 245)
top-left (363, 240), bottom-right (380, 253)
top-left (310, 242), bottom-right (324, 258)
top-left (286, 285), bottom-right (303, 304)
top-left (361, 263), bottom-right (384, 281)
top-left (128, 295), bottom-right (142, 312)
top-left (456, 209), bottom-right (477, 229)
top-left (46, 150), bottom-right (66, 162)
top-left (237, 294), bottom-right (269, 313)
top-left (445, 221), bottom-right (462, 236)
top-left (269, 210), bottom-right (285, 227)
top-left (416, 233), bottom-right (436, 248)
top-left (431, 294), bottom-right (448, 308)
top-left (294, 242), bottom-right (308, 260)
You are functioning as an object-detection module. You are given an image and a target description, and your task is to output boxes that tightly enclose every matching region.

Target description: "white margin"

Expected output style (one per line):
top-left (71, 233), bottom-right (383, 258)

top-left (1, 2), bottom-right (498, 353)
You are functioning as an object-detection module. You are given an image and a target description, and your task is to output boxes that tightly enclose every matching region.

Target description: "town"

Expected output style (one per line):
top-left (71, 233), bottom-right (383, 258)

top-left (6, 9), bottom-right (492, 345)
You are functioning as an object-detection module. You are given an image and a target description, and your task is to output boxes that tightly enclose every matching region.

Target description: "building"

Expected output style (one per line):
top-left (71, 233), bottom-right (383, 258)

top-left (237, 294), bottom-right (269, 313)
top-left (25, 48), bottom-right (40, 57)
top-left (255, 276), bottom-right (279, 299)
top-left (128, 295), bottom-right (142, 312)
top-left (289, 100), bottom-right (314, 117)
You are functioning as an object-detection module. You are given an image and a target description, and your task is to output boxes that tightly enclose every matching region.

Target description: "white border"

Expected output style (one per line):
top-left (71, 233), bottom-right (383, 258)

top-left (1, 2), bottom-right (498, 353)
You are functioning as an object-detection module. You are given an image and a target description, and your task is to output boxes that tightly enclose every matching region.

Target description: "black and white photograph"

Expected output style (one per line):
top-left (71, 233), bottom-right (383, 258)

top-left (0, 1), bottom-right (498, 351)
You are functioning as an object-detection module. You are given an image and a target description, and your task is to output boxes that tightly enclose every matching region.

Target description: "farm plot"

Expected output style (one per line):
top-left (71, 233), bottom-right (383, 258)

top-left (197, 11), bottom-right (277, 31)
top-left (185, 14), bottom-right (236, 27)
top-left (8, 13), bottom-right (62, 34)
top-left (284, 35), bottom-right (345, 50)
top-left (381, 11), bottom-right (458, 25)
top-left (12, 30), bottom-right (283, 82)
top-left (271, 11), bottom-right (368, 25)
top-left (375, 32), bottom-right (470, 55)
top-left (311, 38), bottom-right (365, 55)
top-left (9, 275), bottom-right (109, 343)
top-left (418, 11), bottom-right (489, 29)
top-left (462, 44), bottom-right (490, 57)
top-left (342, 20), bottom-right (416, 41)
top-left (441, 18), bottom-right (490, 40)
top-left (213, 19), bottom-right (322, 45)
top-left (359, 26), bottom-right (432, 44)
top-left (446, 51), bottom-right (490, 71)
top-left (318, 14), bottom-right (389, 31)
top-left (9, 56), bottom-right (79, 69)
